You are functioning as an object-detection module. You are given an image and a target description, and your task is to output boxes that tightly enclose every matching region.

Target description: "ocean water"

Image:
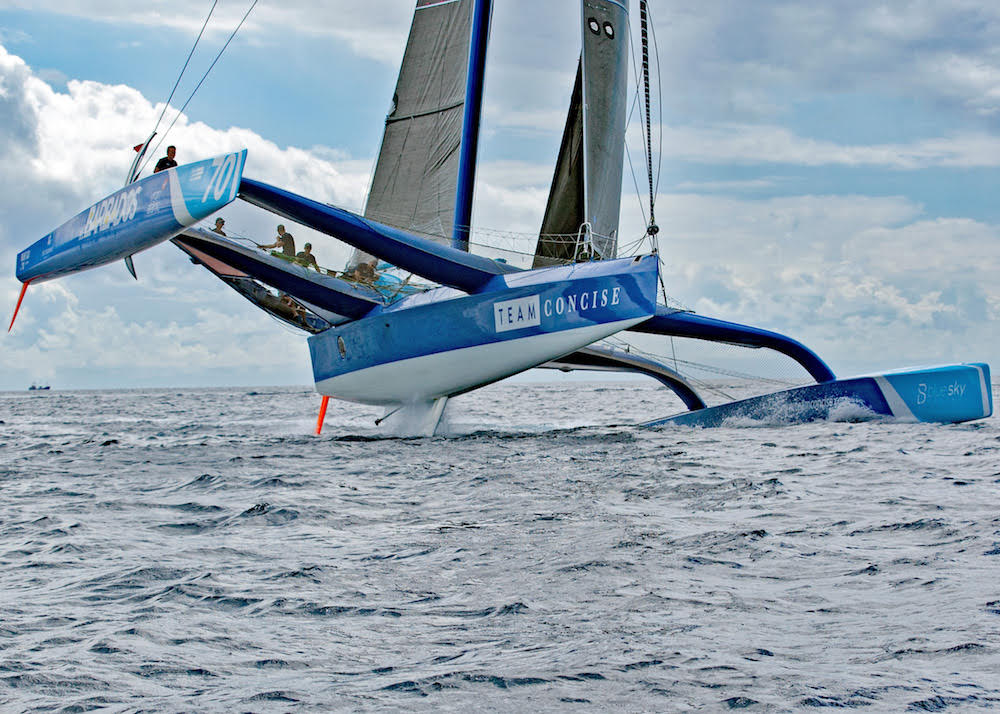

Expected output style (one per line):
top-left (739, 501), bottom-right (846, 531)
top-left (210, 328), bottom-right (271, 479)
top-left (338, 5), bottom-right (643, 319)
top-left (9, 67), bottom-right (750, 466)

top-left (2, 381), bottom-right (999, 712)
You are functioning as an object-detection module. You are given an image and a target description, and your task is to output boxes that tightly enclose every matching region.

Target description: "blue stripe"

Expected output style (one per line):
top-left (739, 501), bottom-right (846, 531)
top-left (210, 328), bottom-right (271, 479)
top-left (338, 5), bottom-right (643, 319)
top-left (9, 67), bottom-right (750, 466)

top-left (882, 363), bottom-right (992, 422)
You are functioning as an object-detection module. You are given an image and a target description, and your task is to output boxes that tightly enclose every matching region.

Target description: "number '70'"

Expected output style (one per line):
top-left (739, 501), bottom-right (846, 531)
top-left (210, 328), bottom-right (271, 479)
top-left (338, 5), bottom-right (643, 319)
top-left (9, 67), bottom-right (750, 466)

top-left (202, 153), bottom-right (241, 203)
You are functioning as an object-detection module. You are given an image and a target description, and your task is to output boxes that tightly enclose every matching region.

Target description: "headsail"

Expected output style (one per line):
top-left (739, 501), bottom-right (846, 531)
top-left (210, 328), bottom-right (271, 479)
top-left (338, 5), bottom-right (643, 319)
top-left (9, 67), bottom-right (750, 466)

top-left (349, 0), bottom-right (480, 269)
top-left (534, 0), bottom-right (629, 268)
top-left (533, 64), bottom-right (585, 267)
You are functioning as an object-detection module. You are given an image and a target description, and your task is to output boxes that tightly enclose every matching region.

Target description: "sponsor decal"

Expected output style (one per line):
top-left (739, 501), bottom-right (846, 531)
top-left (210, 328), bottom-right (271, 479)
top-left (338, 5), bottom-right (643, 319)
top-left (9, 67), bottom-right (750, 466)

top-left (916, 380), bottom-right (968, 404)
top-left (494, 295), bottom-right (541, 333)
top-left (494, 286), bottom-right (624, 333)
top-left (543, 286), bottom-right (621, 317)
top-left (201, 152), bottom-right (242, 203)
top-left (80, 186), bottom-right (142, 239)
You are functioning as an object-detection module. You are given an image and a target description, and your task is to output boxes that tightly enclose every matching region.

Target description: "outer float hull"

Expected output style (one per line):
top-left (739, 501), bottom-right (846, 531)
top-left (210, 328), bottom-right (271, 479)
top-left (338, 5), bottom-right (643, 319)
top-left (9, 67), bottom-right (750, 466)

top-left (644, 363), bottom-right (992, 427)
top-left (16, 150), bottom-right (246, 284)
top-left (310, 255), bottom-right (658, 404)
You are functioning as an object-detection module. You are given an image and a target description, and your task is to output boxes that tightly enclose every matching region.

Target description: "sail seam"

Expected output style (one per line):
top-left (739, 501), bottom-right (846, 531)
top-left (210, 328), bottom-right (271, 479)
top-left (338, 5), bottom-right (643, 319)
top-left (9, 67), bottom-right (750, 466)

top-left (417, 0), bottom-right (461, 8)
top-left (386, 100), bottom-right (464, 124)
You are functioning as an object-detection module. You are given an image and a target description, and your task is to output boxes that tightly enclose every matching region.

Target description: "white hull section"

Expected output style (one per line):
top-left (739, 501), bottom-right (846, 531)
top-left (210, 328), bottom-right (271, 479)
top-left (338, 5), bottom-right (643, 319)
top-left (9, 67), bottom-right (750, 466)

top-left (316, 317), bottom-right (646, 404)
top-left (377, 397), bottom-right (450, 437)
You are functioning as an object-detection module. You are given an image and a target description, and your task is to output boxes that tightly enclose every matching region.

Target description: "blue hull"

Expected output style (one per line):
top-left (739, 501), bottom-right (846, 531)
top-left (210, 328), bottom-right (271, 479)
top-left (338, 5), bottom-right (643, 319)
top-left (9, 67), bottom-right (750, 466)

top-left (644, 363), bottom-right (993, 427)
top-left (17, 151), bottom-right (246, 284)
top-left (309, 255), bottom-right (659, 404)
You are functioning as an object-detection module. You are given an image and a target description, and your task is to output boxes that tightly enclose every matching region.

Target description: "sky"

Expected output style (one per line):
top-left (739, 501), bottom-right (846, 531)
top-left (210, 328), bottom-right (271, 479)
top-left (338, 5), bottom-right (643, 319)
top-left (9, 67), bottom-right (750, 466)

top-left (2, 0), bottom-right (999, 391)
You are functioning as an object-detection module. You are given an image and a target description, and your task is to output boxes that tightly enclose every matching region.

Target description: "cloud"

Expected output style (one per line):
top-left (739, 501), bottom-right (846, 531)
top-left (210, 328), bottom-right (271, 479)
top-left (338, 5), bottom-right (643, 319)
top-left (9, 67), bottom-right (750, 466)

top-left (1, 0), bottom-right (416, 63)
top-left (9, 1), bottom-right (1000, 122)
top-left (674, 177), bottom-right (784, 192)
top-left (0, 27), bottom-right (32, 46)
top-left (649, 193), bottom-right (1000, 371)
top-left (645, 2), bottom-right (1000, 123)
top-left (653, 123), bottom-right (1000, 169)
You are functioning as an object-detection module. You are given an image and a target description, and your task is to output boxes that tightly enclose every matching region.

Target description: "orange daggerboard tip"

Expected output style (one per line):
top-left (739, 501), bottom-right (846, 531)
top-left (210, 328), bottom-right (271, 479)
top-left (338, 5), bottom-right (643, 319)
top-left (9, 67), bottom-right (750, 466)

top-left (8, 280), bottom-right (30, 333)
top-left (315, 395), bottom-right (330, 435)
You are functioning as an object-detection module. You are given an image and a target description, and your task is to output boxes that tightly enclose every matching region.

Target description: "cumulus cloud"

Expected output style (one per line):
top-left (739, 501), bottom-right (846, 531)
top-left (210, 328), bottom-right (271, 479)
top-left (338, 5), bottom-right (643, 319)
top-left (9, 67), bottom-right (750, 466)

top-left (651, 193), bottom-right (1000, 371)
top-left (651, 124), bottom-right (1000, 169)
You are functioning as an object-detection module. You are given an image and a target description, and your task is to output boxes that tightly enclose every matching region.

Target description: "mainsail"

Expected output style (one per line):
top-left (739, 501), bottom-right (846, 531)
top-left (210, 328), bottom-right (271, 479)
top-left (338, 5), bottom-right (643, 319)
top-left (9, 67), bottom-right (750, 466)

top-left (349, 0), bottom-right (480, 269)
top-left (533, 0), bottom-right (629, 268)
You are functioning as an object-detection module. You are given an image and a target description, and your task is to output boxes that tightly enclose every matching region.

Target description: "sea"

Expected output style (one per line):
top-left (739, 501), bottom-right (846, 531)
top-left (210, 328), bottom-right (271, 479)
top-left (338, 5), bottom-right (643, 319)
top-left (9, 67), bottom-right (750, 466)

top-left (2, 381), bottom-right (998, 712)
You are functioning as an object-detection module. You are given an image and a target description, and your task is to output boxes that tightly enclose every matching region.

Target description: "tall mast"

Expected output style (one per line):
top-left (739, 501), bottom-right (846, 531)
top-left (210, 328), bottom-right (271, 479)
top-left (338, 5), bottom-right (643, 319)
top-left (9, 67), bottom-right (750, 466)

top-left (532, 0), bottom-right (629, 267)
top-left (451, 0), bottom-right (492, 252)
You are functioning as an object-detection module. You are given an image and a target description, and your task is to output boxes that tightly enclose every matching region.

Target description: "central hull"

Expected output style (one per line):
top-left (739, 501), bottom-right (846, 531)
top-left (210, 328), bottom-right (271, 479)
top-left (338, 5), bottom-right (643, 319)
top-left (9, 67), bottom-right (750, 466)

top-left (310, 255), bottom-right (658, 404)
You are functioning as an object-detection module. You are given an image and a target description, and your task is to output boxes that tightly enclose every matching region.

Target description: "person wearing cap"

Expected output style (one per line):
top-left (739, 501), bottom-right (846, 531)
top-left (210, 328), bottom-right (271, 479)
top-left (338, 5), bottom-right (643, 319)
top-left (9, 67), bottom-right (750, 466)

top-left (211, 217), bottom-right (227, 236)
top-left (259, 224), bottom-right (295, 257)
top-left (296, 242), bottom-right (319, 270)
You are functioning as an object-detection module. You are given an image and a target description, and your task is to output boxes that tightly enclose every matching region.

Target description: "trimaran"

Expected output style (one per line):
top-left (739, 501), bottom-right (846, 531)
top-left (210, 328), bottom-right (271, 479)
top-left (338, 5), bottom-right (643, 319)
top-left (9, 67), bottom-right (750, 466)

top-left (10, 0), bottom-right (993, 433)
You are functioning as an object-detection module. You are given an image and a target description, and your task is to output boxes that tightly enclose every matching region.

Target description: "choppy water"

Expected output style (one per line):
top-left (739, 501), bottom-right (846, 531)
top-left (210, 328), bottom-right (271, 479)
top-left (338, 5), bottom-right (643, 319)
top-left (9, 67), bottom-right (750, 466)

top-left (2, 381), bottom-right (999, 712)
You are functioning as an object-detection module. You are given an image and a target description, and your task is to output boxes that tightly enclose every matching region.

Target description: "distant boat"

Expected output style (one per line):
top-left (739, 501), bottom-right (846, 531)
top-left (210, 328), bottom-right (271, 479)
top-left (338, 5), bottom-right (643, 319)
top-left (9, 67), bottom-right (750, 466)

top-left (28, 383), bottom-right (50, 391)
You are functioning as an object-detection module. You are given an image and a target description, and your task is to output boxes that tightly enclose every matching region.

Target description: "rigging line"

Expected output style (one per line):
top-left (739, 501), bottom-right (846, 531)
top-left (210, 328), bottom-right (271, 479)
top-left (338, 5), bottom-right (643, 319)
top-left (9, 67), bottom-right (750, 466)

top-left (624, 131), bottom-right (649, 231)
top-left (639, 0), bottom-right (656, 233)
top-left (639, 1), bottom-right (670, 308)
top-left (649, 3), bottom-right (664, 198)
top-left (599, 337), bottom-right (741, 400)
top-left (150, 0), bottom-right (219, 139)
top-left (140, 0), bottom-right (260, 176)
top-left (625, 15), bottom-right (652, 228)
top-left (626, 11), bottom-right (649, 170)
top-left (623, 348), bottom-right (796, 389)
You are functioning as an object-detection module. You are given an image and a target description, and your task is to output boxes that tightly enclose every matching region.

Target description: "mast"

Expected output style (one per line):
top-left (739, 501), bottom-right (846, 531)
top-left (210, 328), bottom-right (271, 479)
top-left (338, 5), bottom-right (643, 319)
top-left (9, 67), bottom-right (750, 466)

top-left (532, 0), bottom-right (630, 267)
top-left (451, 0), bottom-right (492, 252)
top-left (580, 0), bottom-right (629, 261)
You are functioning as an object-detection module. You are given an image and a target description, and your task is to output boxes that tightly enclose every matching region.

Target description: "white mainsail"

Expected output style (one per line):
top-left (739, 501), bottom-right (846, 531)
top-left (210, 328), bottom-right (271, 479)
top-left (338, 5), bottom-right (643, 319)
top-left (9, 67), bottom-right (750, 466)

top-left (348, 0), bottom-right (475, 270)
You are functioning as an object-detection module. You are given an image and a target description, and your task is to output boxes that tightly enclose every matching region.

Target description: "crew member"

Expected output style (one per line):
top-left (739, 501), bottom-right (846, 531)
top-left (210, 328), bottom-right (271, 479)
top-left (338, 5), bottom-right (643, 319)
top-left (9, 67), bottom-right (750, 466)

top-left (259, 224), bottom-right (295, 257)
top-left (153, 145), bottom-right (178, 173)
top-left (296, 243), bottom-right (319, 270)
